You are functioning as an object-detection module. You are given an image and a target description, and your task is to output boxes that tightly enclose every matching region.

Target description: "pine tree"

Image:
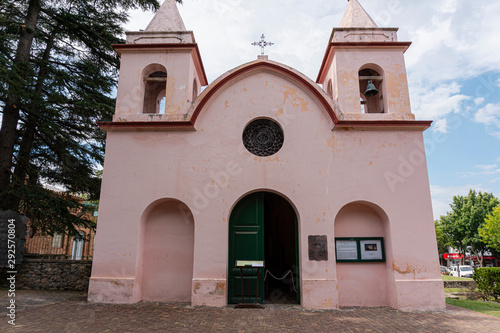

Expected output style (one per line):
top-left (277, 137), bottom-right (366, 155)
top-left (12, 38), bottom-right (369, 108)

top-left (0, 0), bottom-right (182, 236)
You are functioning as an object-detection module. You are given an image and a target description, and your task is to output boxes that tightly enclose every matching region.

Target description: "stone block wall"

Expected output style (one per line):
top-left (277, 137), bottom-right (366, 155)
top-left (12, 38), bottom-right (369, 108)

top-left (443, 280), bottom-right (476, 289)
top-left (1, 259), bottom-right (92, 291)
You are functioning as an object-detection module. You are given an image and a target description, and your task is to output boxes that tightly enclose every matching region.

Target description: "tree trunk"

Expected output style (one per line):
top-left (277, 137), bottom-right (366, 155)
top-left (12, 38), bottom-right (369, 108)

top-left (0, 0), bottom-right (41, 207)
top-left (11, 25), bottom-right (60, 210)
top-left (458, 243), bottom-right (465, 265)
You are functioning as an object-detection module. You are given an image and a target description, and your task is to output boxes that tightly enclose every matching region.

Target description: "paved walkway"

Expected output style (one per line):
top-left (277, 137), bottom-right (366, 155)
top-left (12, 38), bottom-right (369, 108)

top-left (1, 290), bottom-right (499, 332)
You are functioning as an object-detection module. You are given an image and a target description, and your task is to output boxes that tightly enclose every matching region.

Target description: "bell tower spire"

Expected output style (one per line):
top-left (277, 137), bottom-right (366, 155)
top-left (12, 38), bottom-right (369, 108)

top-left (338, 0), bottom-right (377, 28)
top-left (145, 0), bottom-right (186, 31)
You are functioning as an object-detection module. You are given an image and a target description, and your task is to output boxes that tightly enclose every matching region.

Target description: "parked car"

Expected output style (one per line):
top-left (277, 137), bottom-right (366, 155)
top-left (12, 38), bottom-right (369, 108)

top-left (449, 265), bottom-right (474, 278)
top-left (440, 266), bottom-right (450, 275)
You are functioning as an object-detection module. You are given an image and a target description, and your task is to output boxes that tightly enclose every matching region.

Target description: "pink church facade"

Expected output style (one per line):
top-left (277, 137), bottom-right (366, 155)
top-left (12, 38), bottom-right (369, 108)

top-left (88, 0), bottom-right (445, 310)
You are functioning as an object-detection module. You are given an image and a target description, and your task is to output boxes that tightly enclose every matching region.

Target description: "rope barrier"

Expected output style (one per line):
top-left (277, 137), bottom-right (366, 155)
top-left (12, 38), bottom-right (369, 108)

top-left (264, 269), bottom-right (297, 293)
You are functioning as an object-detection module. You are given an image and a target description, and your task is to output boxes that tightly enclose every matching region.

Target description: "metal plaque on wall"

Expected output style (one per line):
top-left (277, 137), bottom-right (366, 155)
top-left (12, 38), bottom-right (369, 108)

top-left (308, 235), bottom-right (328, 261)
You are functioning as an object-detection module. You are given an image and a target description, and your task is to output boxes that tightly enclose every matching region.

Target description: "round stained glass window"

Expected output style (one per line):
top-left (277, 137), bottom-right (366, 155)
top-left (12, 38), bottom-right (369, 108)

top-left (242, 119), bottom-right (284, 157)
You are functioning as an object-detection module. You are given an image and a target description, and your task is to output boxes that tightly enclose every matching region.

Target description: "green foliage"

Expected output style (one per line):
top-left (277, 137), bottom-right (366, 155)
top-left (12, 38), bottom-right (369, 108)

top-left (439, 190), bottom-right (499, 265)
top-left (435, 220), bottom-right (450, 254)
top-left (473, 267), bottom-right (500, 301)
top-left (19, 186), bottom-right (96, 237)
top-left (0, 0), bottom-right (183, 234)
top-left (479, 206), bottom-right (500, 251)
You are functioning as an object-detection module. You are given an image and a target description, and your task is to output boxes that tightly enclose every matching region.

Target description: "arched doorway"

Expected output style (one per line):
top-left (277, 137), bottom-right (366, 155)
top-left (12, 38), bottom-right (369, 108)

top-left (228, 192), bottom-right (299, 304)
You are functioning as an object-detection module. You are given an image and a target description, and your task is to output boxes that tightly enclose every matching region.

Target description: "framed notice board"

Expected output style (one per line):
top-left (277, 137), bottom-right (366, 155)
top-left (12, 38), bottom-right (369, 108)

top-left (335, 237), bottom-right (385, 263)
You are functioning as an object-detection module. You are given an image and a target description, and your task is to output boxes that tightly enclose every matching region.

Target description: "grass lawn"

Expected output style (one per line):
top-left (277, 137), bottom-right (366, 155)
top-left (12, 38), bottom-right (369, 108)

top-left (446, 299), bottom-right (500, 318)
top-left (441, 275), bottom-right (473, 281)
top-left (444, 288), bottom-right (468, 293)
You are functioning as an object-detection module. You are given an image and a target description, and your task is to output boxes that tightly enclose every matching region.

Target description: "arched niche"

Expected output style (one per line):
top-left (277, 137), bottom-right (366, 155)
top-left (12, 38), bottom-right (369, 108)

top-left (140, 199), bottom-right (194, 302)
top-left (334, 201), bottom-right (390, 307)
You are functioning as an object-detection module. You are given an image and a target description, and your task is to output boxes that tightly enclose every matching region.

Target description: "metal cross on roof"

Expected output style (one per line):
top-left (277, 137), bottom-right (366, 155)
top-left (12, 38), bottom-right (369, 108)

top-left (252, 34), bottom-right (274, 55)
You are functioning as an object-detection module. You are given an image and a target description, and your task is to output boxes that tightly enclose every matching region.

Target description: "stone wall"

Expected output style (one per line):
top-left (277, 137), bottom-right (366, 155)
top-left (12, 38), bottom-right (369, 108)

top-left (443, 280), bottom-right (476, 289)
top-left (1, 259), bottom-right (92, 291)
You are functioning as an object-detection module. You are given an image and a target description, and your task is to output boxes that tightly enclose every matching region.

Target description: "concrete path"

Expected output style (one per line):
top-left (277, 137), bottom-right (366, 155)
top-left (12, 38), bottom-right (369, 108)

top-left (1, 290), bottom-right (499, 332)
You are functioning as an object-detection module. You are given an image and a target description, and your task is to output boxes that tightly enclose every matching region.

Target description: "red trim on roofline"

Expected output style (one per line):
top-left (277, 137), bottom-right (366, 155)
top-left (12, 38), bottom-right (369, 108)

top-left (316, 41), bottom-right (412, 83)
top-left (334, 120), bottom-right (432, 130)
top-left (190, 61), bottom-right (338, 125)
top-left (111, 43), bottom-right (208, 86)
top-left (98, 121), bottom-right (194, 132)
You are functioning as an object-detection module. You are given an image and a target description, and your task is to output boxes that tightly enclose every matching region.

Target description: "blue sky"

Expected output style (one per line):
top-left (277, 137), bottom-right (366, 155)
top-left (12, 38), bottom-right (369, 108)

top-left (127, 0), bottom-right (500, 220)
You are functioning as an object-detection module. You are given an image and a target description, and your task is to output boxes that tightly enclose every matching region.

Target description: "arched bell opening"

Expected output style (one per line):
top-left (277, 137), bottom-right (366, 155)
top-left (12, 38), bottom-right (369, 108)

top-left (192, 79), bottom-right (198, 103)
top-left (326, 79), bottom-right (333, 98)
top-left (358, 67), bottom-right (385, 114)
top-left (142, 64), bottom-right (167, 114)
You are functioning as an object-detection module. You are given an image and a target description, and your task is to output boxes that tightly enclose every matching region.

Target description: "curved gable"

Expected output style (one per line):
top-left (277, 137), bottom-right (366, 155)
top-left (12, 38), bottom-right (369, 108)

top-left (189, 60), bottom-right (340, 125)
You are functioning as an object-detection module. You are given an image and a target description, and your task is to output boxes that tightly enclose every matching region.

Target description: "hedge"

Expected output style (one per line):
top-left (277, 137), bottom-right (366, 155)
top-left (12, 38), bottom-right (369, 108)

top-left (473, 267), bottom-right (500, 301)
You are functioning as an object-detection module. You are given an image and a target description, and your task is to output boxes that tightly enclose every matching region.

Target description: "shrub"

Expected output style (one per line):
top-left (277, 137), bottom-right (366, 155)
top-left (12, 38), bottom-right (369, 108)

top-left (473, 267), bottom-right (500, 301)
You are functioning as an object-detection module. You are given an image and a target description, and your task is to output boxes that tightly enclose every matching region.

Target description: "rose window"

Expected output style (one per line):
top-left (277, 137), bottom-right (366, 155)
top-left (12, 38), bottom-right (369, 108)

top-left (242, 119), bottom-right (284, 157)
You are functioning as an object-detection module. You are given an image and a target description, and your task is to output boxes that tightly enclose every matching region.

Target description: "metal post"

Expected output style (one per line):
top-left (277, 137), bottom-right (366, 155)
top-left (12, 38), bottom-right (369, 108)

top-left (255, 268), bottom-right (260, 304)
top-left (240, 267), bottom-right (244, 304)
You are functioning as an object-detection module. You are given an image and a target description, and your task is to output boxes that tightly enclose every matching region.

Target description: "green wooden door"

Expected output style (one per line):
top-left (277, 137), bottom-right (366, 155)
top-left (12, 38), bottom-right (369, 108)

top-left (228, 192), bottom-right (265, 304)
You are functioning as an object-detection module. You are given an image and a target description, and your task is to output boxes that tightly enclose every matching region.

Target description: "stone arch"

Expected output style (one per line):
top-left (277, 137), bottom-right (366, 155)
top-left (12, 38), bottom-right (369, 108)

top-left (139, 198), bottom-right (194, 302)
top-left (334, 201), bottom-right (392, 307)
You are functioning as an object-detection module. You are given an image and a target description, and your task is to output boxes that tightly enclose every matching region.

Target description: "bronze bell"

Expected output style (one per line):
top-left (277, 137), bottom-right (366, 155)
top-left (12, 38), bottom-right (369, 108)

top-left (364, 80), bottom-right (379, 97)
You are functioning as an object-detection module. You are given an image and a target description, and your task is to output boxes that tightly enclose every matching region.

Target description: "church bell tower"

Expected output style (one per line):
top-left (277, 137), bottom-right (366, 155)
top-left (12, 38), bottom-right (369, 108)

top-left (112, 0), bottom-right (207, 123)
top-left (317, 0), bottom-right (415, 121)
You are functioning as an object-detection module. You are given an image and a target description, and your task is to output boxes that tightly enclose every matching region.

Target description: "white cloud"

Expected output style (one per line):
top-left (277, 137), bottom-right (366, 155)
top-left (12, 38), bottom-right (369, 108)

top-left (476, 164), bottom-right (497, 171)
top-left (394, 1), bottom-right (500, 131)
top-left (410, 82), bottom-right (469, 122)
top-left (474, 103), bottom-right (500, 138)
top-left (459, 164), bottom-right (500, 178)
top-left (430, 184), bottom-right (482, 220)
top-left (433, 119), bottom-right (448, 134)
top-left (474, 97), bottom-right (485, 106)
top-left (475, 103), bottom-right (500, 126)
